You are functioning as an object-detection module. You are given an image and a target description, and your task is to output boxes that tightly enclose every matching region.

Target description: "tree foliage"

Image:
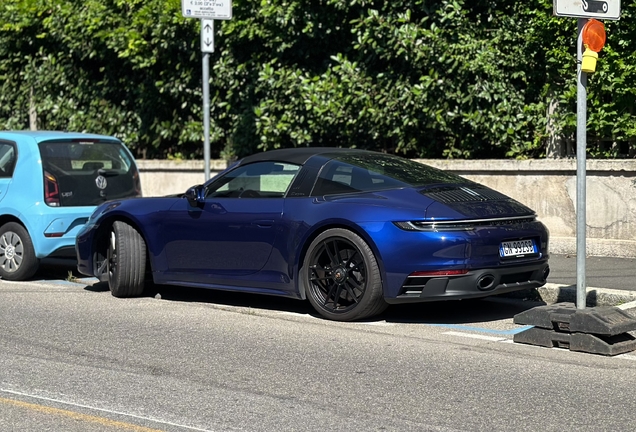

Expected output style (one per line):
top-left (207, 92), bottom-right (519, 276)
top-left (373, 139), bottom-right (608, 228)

top-left (0, 0), bottom-right (634, 159)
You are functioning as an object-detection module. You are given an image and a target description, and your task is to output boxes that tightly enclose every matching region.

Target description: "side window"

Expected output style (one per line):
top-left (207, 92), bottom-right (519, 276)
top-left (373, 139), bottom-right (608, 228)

top-left (0, 143), bottom-right (16, 178)
top-left (312, 159), bottom-right (408, 196)
top-left (313, 160), bottom-right (375, 196)
top-left (206, 161), bottom-right (300, 198)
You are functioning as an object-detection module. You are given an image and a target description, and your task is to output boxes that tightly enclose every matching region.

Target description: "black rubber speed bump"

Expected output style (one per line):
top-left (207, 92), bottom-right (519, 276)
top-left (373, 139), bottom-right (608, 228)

top-left (513, 302), bottom-right (636, 356)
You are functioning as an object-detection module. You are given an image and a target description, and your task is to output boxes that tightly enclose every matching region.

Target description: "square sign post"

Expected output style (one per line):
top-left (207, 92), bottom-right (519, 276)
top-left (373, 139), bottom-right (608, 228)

top-left (181, 1), bottom-right (232, 180)
top-left (553, 0), bottom-right (620, 310)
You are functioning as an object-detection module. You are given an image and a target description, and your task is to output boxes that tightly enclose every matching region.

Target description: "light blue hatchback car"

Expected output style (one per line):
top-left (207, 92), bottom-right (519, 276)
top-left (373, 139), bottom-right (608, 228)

top-left (0, 131), bottom-right (141, 280)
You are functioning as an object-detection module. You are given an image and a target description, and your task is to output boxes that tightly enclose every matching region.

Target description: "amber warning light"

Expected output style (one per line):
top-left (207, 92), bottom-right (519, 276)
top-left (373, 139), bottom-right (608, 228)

top-left (581, 19), bottom-right (606, 74)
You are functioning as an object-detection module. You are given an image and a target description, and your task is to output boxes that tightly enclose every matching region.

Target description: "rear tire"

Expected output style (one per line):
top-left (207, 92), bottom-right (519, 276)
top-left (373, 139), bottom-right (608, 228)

top-left (0, 222), bottom-right (39, 281)
top-left (108, 221), bottom-right (146, 297)
top-left (303, 228), bottom-right (387, 321)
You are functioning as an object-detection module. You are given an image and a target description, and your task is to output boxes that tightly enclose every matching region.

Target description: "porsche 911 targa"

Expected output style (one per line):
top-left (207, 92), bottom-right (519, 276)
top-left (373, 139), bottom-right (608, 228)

top-left (76, 148), bottom-right (549, 321)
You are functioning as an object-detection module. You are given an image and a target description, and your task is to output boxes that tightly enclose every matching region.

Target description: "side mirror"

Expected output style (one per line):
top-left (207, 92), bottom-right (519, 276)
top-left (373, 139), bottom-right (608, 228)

top-left (185, 185), bottom-right (205, 208)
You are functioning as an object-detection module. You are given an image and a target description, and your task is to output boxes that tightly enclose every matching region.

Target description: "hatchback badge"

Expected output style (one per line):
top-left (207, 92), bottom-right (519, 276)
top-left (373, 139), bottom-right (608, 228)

top-left (95, 175), bottom-right (108, 190)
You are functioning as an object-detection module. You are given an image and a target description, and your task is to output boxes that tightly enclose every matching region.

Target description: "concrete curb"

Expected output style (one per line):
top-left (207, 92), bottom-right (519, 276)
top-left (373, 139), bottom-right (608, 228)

top-left (504, 283), bottom-right (636, 307)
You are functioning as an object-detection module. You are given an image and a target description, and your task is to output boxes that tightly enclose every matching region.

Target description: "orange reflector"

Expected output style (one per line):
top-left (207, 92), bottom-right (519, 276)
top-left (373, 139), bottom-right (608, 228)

top-left (582, 19), bottom-right (606, 52)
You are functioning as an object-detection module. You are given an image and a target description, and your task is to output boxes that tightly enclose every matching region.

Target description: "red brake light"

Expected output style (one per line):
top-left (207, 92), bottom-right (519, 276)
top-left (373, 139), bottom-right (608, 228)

top-left (44, 170), bottom-right (60, 207)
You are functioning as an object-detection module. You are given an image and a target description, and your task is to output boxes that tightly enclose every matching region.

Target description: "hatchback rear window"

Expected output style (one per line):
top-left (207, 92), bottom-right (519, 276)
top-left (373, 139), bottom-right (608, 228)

top-left (39, 139), bottom-right (141, 207)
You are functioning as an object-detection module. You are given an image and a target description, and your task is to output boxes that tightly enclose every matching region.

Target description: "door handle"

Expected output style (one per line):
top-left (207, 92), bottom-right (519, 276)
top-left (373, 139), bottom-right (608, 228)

top-left (252, 220), bottom-right (274, 228)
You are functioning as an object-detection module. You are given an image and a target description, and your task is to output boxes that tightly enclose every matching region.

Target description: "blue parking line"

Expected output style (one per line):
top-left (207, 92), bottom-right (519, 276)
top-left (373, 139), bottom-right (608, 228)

top-left (426, 323), bottom-right (534, 335)
top-left (38, 278), bottom-right (99, 287)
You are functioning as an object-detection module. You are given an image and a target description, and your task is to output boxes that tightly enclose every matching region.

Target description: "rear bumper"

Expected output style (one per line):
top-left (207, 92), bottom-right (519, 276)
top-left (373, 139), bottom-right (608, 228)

top-left (18, 205), bottom-right (93, 259)
top-left (46, 245), bottom-right (77, 258)
top-left (384, 260), bottom-right (549, 304)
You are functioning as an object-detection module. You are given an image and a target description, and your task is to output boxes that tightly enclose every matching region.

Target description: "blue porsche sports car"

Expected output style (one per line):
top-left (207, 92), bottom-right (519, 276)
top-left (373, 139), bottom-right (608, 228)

top-left (76, 148), bottom-right (549, 321)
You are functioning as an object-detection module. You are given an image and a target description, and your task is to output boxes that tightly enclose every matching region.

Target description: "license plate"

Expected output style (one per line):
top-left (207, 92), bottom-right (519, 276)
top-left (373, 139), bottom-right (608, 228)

top-left (499, 239), bottom-right (537, 258)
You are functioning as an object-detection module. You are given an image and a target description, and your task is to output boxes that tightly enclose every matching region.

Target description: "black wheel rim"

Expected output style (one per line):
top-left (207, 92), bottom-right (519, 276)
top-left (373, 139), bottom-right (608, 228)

top-left (308, 237), bottom-right (367, 314)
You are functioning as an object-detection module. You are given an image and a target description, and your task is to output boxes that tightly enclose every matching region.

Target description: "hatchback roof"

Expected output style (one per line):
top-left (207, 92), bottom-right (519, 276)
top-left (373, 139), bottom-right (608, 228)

top-left (0, 130), bottom-right (120, 143)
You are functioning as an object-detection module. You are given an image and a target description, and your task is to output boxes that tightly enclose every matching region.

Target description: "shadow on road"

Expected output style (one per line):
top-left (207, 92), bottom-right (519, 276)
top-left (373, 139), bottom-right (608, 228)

top-left (382, 297), bottom-right (546, 325)
top-left (31, 264), bottom-right (545, 325)
top-left (84, 279), bottom-right (545, 325)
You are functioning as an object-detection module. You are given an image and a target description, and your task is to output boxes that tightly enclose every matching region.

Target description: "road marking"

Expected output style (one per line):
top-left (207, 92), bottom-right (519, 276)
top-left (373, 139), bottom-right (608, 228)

top-left (277, 311), bottom-right (318, 319)
top-left (357, 321), bottom-right (394, 326)
top-left (427, 323), bottom-right (533, 335)
top-left (616, 353), bottom-right (636, 361)
top-left (0, 396), bottom-right (164, 431)
top-left (0, 388), bottom-right (216, 432)
top-left (442, 331), bottom-right (507, 342)
top-left (617, 300), bottom-right (636, 310)
top-left (445, 332), bottom-right (636, 360)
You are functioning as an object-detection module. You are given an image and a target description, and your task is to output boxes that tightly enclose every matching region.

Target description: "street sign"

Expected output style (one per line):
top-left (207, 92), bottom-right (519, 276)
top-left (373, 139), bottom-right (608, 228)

top-left (201, 19), bottom-right (214, 53)
top-left (554, 0), bottom-right (621, 20)
top-left (181, 2), bottom-right (232, 181)
top-left (181, 0), bottom-right (232, 20)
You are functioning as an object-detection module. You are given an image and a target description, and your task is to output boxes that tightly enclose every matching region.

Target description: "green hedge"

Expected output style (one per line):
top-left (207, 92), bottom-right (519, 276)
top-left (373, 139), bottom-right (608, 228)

top-left (1, 0), bottom-right (634, 159)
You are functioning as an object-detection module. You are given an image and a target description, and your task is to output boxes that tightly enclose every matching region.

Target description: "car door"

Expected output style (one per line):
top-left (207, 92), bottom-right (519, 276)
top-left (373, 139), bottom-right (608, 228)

top-left (161, 161), bottom-right (300, 284)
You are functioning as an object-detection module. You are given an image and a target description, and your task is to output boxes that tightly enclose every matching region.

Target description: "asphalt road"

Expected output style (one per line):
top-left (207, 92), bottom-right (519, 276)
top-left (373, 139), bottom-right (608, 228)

top-left (1, 277), bottom-right (636, 432)
top-left (547, 253), bottom-right (636, 291)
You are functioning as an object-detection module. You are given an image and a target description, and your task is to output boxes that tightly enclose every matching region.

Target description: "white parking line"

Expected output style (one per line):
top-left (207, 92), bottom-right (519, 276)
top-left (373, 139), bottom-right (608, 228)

top-left (443, 331), bottom-right (508, 342)
top-left (445, 331), bottom-right (636, 359)
top-left (0, 388), bottom-right (216, 432)
top-left (277, 311), bottom-right (318, 319)
top-left (617, 300), bottom-right (636, 310)
top-left (616, 353), bottom-right (636, 361)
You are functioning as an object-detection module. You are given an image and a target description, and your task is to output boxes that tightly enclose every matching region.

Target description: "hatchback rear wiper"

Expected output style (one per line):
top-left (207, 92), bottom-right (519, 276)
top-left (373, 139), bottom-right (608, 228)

top-left (97, 168), bottom-right (120, 177)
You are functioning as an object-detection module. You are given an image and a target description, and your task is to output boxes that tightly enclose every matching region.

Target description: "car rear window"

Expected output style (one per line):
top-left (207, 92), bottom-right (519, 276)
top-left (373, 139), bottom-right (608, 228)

top-left (39, 139), bottom-right (141, 207)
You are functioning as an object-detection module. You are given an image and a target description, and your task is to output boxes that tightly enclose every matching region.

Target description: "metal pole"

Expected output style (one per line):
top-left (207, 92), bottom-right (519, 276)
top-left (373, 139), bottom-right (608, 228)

top-left (202, 52), bottom-right (211, 181)
top-left (576, 18), bottom-right (587, 310)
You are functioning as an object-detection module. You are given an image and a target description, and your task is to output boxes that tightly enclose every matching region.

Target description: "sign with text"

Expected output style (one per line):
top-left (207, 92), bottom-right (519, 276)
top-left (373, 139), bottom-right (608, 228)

top-left (554, 0), bottom-right (621, 20)
top-left (182, 0), bottom-right (232, 20)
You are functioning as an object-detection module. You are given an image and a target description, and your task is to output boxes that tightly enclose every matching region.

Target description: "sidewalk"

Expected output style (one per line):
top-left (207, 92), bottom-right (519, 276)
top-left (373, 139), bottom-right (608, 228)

top-left (512, 254), bottom-right (636, 307)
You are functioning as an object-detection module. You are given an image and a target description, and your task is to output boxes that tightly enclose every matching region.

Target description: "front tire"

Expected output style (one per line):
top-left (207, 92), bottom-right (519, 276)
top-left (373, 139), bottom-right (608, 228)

top-left (108, 221), bottom-right (147, 297)
top-left (0, 222), bottom-right (39, 281)
top-left (303, 228), bottom-right (387, 321)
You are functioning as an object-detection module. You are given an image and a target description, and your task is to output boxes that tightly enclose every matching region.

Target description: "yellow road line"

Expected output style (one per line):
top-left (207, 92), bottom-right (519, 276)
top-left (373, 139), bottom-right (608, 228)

top-left (0, 396), bottom-right (165, 432)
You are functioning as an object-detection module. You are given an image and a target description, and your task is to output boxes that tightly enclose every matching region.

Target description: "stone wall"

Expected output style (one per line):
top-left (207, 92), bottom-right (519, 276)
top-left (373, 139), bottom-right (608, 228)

top-left (136, 159), bottom-right (636, 258)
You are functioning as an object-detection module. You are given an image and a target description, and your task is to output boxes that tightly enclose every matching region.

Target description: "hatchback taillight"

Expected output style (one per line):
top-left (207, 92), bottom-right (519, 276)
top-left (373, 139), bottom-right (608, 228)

top-left (44, 170), bottom-right (60, 206)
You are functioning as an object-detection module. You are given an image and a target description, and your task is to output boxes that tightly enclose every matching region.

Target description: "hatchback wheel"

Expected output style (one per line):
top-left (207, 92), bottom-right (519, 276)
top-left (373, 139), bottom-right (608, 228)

top-left (107, 221), bottom-right (146, 297)
top-left (0, 222), bottom-right (39, 281)
top-left (303, 228), bottom-right (387, 321)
